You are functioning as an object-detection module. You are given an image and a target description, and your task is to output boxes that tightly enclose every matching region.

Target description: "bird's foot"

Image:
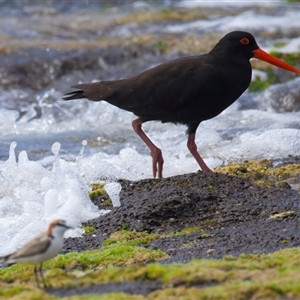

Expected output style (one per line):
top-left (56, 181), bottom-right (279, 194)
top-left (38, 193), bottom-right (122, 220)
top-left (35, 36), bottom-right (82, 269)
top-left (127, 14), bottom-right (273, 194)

top-left (151, 148), bottom-right (164, 178)
top-left (201, 166), bottom-right (213, 174)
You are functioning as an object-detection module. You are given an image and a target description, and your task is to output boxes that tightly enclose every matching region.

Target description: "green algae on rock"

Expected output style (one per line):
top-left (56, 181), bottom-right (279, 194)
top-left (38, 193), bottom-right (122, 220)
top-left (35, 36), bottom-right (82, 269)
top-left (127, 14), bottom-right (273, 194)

top-left (3, 248), bottom-right (300, 299)
top-left (216, 159), bottom-right (300, 188)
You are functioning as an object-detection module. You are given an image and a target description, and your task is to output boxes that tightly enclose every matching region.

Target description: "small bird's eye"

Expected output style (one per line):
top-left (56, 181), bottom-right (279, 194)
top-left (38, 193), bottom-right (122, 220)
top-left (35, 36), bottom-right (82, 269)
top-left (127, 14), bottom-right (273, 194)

top-left (240, 38), bottom-right (250, 45)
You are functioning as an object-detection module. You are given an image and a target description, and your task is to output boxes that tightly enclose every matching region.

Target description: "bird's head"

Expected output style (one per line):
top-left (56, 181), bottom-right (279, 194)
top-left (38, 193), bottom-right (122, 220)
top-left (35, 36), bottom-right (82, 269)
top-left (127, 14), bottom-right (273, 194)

top-left (214, 31), bottom-right (300, 74)
top-left (48, 219), bottom-right (72, 237)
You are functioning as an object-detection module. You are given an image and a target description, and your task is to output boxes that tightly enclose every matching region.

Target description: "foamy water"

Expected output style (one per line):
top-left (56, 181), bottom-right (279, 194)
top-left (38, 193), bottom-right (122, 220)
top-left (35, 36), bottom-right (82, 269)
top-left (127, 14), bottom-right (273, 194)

top-left (0, 0), bottom-right (300, 256)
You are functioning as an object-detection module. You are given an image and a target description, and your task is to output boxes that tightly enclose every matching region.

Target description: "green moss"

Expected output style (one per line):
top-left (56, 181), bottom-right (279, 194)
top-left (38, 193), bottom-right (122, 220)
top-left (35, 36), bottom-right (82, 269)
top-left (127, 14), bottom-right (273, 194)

top-left (100, 3), bottom-right (111, 10)
top-left (276, 181), bottom-right (291, 189)
top-left (3, 248), bottom-right (300, 298)
top-left (273, 41), bottom-right (287, 48)
top-left (249, 76), bottom-right (271, 92)
top-left (89, 183), bottom-right (113, 207)
top-left (156, 38), bottom-right (167, 54)
top-left (269, 51), bottom-right (300, 66)
top-left (248, 68), bottom-right (278, 92)
top-left (70, 294), bottom-right (145, 300)
top-left (89, 183), bottom-right (106, 200)
top-left (169, 227), bottom-right (203, 236)
top-left (82, 226), bottom-right (96, 235)
top-left (180, 241), bottom-right (199, 248)
top-left (269, 211), bottom-right (295, 220)
top-left (176, 181), bottom-right (190, 188)
top-left (121, 223), bottom-right (130, 230)
top-left (102, 230), bottom-right (161, 247)
top-left (47, 245), bottom-right (166, 274)
top-left (0, 230), bottom-right (167, 292)
top-left (0, 285), bottom-right (57, 300)
top-left (0, 264), bottom-right (33, 284)
top-left (166, 222), bottom-right (217, 239)
top-left (101, 198), bottom-right (112, 207)
top-left (208, 184), bottom-right (215, 191)
top-left (165, 225), bottom-right (215, 246)
top-left (115, 7), bottom-right (208, 25)
top-left (281, 239), bottom-right (289, 245)
top-left (216, 159), bottom-right (300, 188)
top-left (169, 248), bottom-right (300, 298)
top-left (199, 219), bottom-right (218, 229)
top-left (199, 233), bottom-right (209, 239)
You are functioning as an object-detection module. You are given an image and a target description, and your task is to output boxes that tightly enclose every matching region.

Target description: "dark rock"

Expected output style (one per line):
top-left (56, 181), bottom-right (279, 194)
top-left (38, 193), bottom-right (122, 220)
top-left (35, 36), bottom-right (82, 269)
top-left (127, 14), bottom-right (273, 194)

top-left (63, 171), bottom-right (300, 262)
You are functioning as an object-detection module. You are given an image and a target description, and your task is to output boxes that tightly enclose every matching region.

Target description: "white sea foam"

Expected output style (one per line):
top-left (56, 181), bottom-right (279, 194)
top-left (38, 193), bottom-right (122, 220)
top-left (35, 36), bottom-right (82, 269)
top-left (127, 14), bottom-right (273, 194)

top-left (273, 36), bottom-right (300, 53)
top-left (104, 182), bottom-right (122, 207)
top-left (177, 0), bottom-right (287, 8)
top-left (0, 142), bottom-right (108, 256)
top-left (167, 5), bottom-right (300, 39)
top-left (176, 0), bottom-right (286, 8)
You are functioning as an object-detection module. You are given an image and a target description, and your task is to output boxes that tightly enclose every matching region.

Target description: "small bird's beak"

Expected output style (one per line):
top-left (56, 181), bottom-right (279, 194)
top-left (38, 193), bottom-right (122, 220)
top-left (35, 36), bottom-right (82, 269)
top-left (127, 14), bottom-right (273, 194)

top-left (61, 223), bottom-right (73, 230)
top-left (253, 48), bottom-right (300, 74)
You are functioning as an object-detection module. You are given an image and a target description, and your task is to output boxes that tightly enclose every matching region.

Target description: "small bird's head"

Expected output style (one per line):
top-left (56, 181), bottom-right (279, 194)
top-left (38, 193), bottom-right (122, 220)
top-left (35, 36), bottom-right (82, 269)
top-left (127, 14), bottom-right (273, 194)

top-left (47, 219), bottom-right (72, 237)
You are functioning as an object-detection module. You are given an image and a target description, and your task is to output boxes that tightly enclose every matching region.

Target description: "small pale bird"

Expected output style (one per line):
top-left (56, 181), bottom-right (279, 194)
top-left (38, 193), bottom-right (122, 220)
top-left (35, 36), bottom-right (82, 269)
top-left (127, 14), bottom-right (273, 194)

top-left (0, 219), bottom-right (71, 288)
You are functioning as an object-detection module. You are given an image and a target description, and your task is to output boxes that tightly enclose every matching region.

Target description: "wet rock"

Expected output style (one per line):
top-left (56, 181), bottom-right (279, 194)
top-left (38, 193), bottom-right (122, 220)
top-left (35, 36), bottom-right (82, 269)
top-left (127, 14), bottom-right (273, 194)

top-left (0, 45), bottom-right (156, 91)
top-left (254, 77), bottom-right (300, 113)
top-left (63, 171), bottom-right (300, 262)
top-left (48, 280), bottom-right (162, 297)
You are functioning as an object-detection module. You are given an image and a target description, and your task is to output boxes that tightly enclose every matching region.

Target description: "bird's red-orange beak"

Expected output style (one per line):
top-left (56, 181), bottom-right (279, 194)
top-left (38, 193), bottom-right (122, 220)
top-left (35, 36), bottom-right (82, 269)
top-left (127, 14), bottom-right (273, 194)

top-left (253, 48), bottom-right (300, 74)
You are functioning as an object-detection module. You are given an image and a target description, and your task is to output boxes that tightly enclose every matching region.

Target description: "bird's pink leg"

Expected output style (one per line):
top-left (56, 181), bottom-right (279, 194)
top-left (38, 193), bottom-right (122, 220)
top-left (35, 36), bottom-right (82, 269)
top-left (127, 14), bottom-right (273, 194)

top-left (187, 133), bottom-right (213, 173)
top-left (132, 119), bottom-right (164, 178)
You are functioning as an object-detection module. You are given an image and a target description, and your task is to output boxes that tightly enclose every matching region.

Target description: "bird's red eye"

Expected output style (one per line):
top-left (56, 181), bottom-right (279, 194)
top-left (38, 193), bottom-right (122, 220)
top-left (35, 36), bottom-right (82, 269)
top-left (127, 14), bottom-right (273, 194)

top-left (240, 38), bottom-right (250, 45)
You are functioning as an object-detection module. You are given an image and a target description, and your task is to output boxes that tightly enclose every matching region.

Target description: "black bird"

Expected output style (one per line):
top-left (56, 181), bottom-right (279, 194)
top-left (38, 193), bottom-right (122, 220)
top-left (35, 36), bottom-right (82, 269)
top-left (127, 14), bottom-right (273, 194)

top-left (63, 31), bottom-right (300, 178)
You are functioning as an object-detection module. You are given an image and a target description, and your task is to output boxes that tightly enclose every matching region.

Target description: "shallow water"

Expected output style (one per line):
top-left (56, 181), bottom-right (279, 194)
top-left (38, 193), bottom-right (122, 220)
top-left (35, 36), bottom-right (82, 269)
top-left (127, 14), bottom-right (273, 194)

top-left (0, 0), bottom-right (300, 256)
